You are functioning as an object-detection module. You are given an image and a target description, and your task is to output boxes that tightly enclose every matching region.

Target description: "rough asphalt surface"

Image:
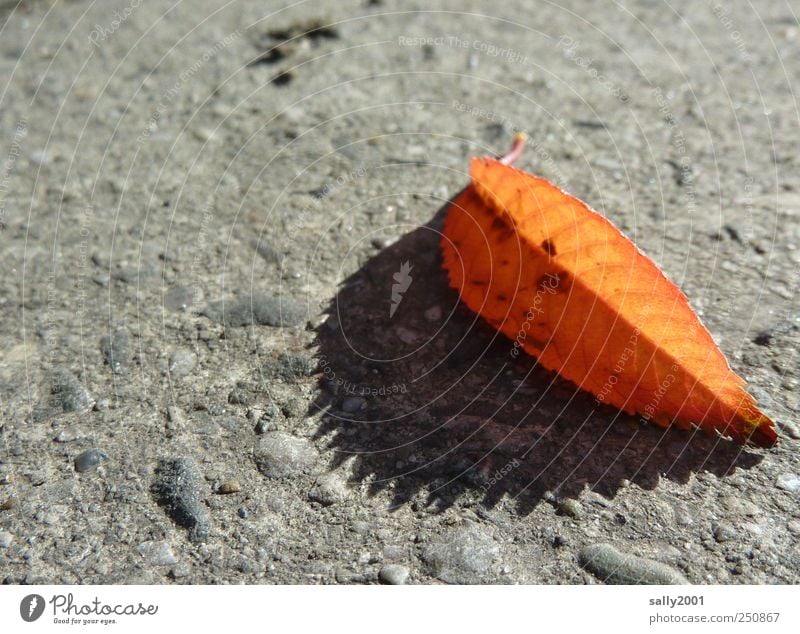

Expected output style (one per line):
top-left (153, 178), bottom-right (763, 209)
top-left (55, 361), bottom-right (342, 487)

top-left (0, 0), bottom-right (798, 584)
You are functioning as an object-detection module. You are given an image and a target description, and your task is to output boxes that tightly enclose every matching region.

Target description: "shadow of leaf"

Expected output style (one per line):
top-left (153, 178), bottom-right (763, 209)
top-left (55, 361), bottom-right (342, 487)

top-left (309, 198), bottom-right (763, 515)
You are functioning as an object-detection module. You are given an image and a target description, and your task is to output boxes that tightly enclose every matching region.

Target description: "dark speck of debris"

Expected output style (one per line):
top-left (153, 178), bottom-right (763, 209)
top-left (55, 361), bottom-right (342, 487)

top-left (753, 317), bottom-right (796, 346)
top-left (574, 120), bottom-right (606, 129)
top-left (272, 72), bottom-right (293, 86)
top-left (248, 47), bottom-right (287, 66)
top-left (267, 20), bottom-right (339, 42)
top-left (753, 331), bottom-right (773, 346)
top-left (723, 224), bottom-right (743, 243)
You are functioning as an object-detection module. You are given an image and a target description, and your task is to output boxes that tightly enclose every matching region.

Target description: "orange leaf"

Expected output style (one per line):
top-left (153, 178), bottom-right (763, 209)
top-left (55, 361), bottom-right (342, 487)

top-left (440, 134), bottom-right (777, 447)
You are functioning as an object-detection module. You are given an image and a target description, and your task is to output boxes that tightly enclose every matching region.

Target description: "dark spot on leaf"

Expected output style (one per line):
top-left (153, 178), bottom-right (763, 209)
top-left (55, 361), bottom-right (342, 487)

top-left (541, 239), bottom-right (557, 256)
top-left (490, 216), bottom-right (515, 241)
top-left (537, 273), bottom-right (558, 290)
top-left (490, 217), bottom-right (507, 232)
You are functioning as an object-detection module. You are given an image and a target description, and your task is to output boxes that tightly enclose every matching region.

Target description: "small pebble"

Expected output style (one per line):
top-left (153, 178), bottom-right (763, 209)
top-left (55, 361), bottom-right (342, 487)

top-left (281, 397), bottom-right (306, 419)
top-left (228, 389), bottom-right (251, 405)
top-left (201, 293), bottom-right (305, 328)
top-left (255, 403), bottom-right (282, 434)
top-left (35, 367), bottom-right (92, 419)
top-left (216, 480), bottom-right (242, 494)
top-left (0, 532), bottom-right (13, 548)
top-left (253, 432), bottom-right (318, 478)
top-left (255, 415), bottom-right (279, 434)
top-left (395, 327), bottom-right (419, 344)
top-left (44, 510), bottom-right (62, 525)
top-left (74, 448), bottom-right (109, 473)
top-left (112, 267), bottom-right (149, 284)
top-left (26, 471), bottom-right (46, 486)
top-left (137, 540), bottom-right (178, 566)
top-left (719, 495), bottom-right (759, 516)
top-left (164, 286), bottom-right (201, 312)
top-left (55, 429), bottom-right (79, 443)
top-left (383, 545), bottom-right (405, 559)
top-left (357, 552), bottom-right (375, 565)
top-left (166, 405), bottom-right (185, 425)
top-left (578, 543), bottom-right (688, 585)
top-left (99, 329), bottom-right (130, 373)
top-left (673, 506), bottom-right (695, 527)
top-left (379, 564), bottom-right (409, 585)
top-left (558, 498), bottom-right (583, 519)
top-left (714, 523), bottom-right (737, 543)
top-left (341, 397), bottom-right (365, 413)
top-left (776, 474), bottom-right (800, 492)
top-left (308, 473), bottom-right (348, 506)
top-left (335, 568), bottom-right (360, 583)
top-left (169, 563), bottom-right (192, 579)
top-left (254, 238), bottom-right (280, 264)
top-left (151, 457), bottom-right (211, 542)
top-left (29, 148), bottom-right (50, 165)
top-left (424, 306), bottom-right (442, 321)
top-left (422, 525), bottom-right (499, 584)
top-left (168, 349), bottom-right (197, 379)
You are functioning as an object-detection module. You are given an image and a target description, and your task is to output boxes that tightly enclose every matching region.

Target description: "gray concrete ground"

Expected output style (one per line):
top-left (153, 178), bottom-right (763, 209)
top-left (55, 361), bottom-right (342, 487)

top-left (0, 0), bottom-right (798, 584)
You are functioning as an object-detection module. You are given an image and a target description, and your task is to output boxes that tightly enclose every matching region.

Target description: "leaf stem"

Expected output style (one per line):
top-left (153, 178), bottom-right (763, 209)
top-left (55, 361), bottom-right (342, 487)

top-left (499, 132), bottom-right (528, 166)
